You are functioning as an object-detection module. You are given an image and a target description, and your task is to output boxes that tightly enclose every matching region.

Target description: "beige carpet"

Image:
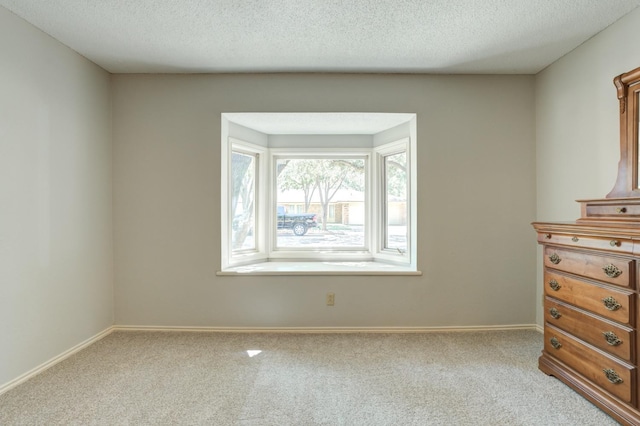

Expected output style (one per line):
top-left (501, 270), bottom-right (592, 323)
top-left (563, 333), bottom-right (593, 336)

top-left (0, 330), bottom-right (618, 425)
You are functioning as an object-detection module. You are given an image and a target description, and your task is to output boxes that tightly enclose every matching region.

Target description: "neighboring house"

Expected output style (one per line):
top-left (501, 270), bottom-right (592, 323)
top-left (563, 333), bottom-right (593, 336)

top-left (278, 189), bottom-right (407, 226)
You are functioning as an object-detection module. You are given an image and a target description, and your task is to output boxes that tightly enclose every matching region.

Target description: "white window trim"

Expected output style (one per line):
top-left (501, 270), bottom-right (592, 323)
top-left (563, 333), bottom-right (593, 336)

top-left (220, 133), bottom-right (418, 275)
top-left (373, 138), bottom-right (412, 266)
top-left (221, 138), bottom-right (268, 270)
top-left (217, 261), bottom-right (422, 276)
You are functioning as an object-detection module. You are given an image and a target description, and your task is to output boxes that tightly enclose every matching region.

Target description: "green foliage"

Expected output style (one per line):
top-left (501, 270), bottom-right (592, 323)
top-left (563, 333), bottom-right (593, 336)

top-left (278, 158), bottom-right (365, 230)
top-left (385, 152), bottom-right (407, 199)
top-left (231, 152), bottom-right (256, 249)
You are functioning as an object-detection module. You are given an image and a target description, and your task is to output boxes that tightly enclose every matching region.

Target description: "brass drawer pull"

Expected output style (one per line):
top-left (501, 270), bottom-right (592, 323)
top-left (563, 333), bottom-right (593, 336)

top-left (610, 240), bottom-right (620, 247)
top-left (603, 368), bottom-right (624, 384)
top-left (616, 207), bottom-right (627, 214)
top-left (602, 264), bottom-right (622, 278)
top-left (549, 308), bottom-right (561, 319)
top-left (548, 279), bottom-right (561, 291)
top-left (550, 337), bottom-right (562, 349)
top-left (602, 296), bottom-right (622, 311)
top-left (571, 236), bottom-right (579, 242)
top-left (603, 331), bottom-right (623, 346)
top-left (549, 253), bottom-right (561, 264)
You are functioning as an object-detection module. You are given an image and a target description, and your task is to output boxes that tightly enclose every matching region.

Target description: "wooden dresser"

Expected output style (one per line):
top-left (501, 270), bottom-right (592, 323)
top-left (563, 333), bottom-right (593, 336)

top-left (533, 66), bottom-right (640, 425)
top-left (533, 219), bottom-right (640, 424)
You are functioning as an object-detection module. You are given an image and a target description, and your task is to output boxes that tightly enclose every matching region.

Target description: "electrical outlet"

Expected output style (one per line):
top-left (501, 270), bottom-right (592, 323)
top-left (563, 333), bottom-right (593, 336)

top-left (326, 292), bottom-right (335, 306)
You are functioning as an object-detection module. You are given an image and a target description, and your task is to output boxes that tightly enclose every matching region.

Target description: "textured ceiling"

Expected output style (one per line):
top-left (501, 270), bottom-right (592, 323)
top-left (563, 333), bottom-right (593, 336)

top-left (1, 0), bottom-right (639, 74)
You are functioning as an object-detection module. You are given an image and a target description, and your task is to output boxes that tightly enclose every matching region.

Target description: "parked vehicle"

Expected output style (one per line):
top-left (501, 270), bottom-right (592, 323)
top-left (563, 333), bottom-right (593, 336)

top-left (277, 206), bottom-right (318, 236)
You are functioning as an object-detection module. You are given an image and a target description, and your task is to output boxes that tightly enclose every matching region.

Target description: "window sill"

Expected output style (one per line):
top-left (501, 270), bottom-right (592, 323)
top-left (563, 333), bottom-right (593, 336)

top-left (217, 261), bottom-right (422, 276)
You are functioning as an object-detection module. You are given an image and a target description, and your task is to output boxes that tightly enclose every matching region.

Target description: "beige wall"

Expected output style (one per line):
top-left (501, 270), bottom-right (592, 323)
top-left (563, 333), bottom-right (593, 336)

top-left (534, 8), bottom-right (640, 325)
top-left (113, 73), bottom-right (536, 327)
top-left (0, 7), bottom-right (113, 387)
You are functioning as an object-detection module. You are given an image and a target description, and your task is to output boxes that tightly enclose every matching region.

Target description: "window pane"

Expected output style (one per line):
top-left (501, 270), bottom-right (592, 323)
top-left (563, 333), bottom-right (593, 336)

top-left (231, 151), bottom-right (256, 251)
top-left (384, 152), bottom-right (407, 251)
top-left (276, 158), bottom-right (365, 248)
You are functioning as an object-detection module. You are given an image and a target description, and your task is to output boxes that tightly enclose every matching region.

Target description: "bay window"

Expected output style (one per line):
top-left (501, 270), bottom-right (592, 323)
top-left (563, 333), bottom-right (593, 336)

top-left (220, 113), bottom-right (418, 274)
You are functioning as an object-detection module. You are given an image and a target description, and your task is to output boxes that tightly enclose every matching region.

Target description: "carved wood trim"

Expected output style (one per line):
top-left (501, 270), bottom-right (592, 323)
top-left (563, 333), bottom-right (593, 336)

top-left (615, 75), bottom-right (626, 114)
top-left (620, 67), bottom-right (640, 85)
top-left (607, 66), bottom-right (640, 199)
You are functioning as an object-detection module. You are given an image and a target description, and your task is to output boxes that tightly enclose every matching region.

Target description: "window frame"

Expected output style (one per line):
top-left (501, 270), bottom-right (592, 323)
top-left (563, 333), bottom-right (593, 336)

top-left (374, 139), bottom-right (411, 264)
top-left (221, 137), bottom-right (415, 269)
top-left (270, 150), bottom-right (371, 258)
top-left (222, 138), bottom-right (269, 269)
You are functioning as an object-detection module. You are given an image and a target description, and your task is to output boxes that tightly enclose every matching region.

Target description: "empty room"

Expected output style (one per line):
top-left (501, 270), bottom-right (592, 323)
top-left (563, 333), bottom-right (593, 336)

top-left (3, 1), bottom-right (640, 424)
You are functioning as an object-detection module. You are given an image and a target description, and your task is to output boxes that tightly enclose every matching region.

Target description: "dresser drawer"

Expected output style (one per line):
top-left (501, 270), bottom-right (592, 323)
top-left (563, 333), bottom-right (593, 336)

top-left (544, 298), bottom-right (634, 362)
top-left (583, 202), bottom-right (640, 219)
top-left (544, 246), bottom-right (633, 288)
top-left (538, 232), bottom-right (633, 255)
top-left (544, 270), bottom-right (633, 325)
top-left (545, 325), bottom-right (635, 403)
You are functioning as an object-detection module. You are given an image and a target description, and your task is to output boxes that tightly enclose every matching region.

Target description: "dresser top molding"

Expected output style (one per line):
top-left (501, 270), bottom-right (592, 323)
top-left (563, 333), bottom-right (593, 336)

top-left (532, 221), bottom-right (640, 238)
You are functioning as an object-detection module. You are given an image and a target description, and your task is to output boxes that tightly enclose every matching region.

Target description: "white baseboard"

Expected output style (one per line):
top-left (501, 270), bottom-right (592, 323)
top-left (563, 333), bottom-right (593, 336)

top-left (535, 323), bottom-right (544, 333)
top-left (0, 326), bottom-right (114, 396)
top-left (113, 324), bottom-right (539, 334)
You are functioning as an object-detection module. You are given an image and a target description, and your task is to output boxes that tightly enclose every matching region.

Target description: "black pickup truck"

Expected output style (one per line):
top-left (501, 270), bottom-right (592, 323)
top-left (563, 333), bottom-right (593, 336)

top-left (277, 206), bottom-right (318, 236)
